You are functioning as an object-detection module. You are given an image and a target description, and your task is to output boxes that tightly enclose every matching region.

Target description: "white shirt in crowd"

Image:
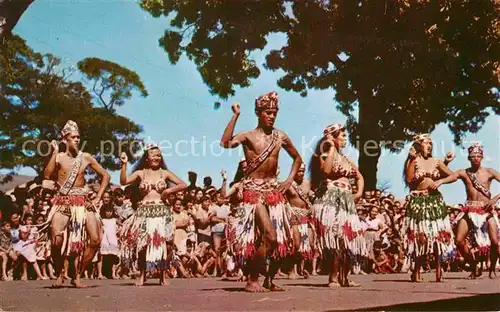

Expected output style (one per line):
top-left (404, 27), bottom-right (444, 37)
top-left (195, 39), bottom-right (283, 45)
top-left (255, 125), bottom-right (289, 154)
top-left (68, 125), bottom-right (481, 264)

top-left (209, 204), bottom-right (230, 233)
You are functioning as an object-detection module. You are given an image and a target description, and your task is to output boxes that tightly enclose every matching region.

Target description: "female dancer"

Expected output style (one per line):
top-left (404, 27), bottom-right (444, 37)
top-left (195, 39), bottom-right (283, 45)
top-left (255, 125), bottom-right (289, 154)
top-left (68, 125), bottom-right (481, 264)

top-left (402, 133), bottom-right (456, 282)
top-left (310, 124), bottom-right (365, 287)
top-left (119, 144), bottom-right (187, 286)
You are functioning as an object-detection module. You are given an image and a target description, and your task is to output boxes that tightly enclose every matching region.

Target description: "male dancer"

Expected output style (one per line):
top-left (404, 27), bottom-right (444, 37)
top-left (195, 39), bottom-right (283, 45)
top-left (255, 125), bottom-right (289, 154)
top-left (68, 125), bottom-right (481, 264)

top-left (437, 143), bottom-right (500, 278)
top-left (43, 120), bottom-right (110, 287)
top-left (285, 163), bottom-right (316, 279)
top-left (220, 91), bottom-right (302, 292)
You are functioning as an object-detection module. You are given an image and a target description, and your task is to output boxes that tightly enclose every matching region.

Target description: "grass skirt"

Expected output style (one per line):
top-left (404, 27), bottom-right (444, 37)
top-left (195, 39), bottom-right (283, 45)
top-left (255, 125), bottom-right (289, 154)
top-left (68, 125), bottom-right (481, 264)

top-left (233, 178), bottom-right (292, 260)
top-left (403, 191), bottom-right (455, 260)
top-left (311, 185), bottom-right (366, 257)
top-left (456, 201), bottom-right (499, 257)
top-left (120, 203), bottom-right (174, 272)
top-left (289, 205), bottom-right (314, 260)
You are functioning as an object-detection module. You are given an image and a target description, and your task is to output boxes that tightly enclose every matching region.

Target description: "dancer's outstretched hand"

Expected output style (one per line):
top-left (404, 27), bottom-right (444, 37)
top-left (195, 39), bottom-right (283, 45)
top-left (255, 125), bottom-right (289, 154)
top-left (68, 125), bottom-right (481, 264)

top-left (221, 169), bottom-right (227, 180)
top-left (120, 152), bottom-right (128, 164)
top-left (231, 103), bottom-right (240, 115)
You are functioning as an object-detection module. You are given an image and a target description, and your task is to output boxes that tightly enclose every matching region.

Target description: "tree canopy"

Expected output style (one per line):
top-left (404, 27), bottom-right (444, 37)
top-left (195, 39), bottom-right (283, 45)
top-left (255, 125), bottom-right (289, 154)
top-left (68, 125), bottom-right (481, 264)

top-left (140, 0), bottom-right (500, 189)
top-left (0, 35), bottom-right (146, 177)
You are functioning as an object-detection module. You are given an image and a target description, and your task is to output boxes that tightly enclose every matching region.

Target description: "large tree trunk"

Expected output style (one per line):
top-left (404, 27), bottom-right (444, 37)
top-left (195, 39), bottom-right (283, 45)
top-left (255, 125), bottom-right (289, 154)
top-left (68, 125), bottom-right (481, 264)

top-left (0, 0), bottom-right (35, 37)
top-left (357, 95), bottom-right (381, 191)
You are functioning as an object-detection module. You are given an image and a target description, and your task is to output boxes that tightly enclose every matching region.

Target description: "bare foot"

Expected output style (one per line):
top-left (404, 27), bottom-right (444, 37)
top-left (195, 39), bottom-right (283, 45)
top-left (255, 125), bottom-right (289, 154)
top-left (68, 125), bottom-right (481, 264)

top-left (64, 275), bottom-right (70, 280)
top-left (244, 281), bottom-right (267, 292)
top-left (263, 279), bottom-right (285, 291)
top-left (98, 275), bottom-right (107, 280)
top-left (71, 279), bottom-right (88, 288)
top-left (135, 274), bottom-right (145, 286)
top-left (327, 281), bottom-right (340, 288)
top-left (52, 275), bottom-right (66, 288)
top-left (311, 271), bottom-right (318, 276)
top-left (303, 270), bottom-right (310, 279)
top-left (346, 280), bottom-right (360, 287)
top-left (20, 275), bottom-right (28, 281)
top-left (489, 271), bottom-right (497, 279)
top-left (288, 272), bottom-right (298, 280)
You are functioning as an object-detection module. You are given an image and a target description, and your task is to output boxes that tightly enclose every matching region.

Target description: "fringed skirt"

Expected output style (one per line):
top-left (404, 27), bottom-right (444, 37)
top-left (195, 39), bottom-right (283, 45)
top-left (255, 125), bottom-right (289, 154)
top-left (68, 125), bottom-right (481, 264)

top-left (234, 178), bottom-right (292, 260)
top-left (311, 184), bottom-right (366, 257)
top-left (289, 205), bottom-right (314, 260)
top-left (456, 201), bottom-right (498, 257)
top-left (403, 191), bottom-right (455, 260)
top-left (121, 203), bottom-right (174, 272)
top-left (52, 193), bottom-right (91, 256)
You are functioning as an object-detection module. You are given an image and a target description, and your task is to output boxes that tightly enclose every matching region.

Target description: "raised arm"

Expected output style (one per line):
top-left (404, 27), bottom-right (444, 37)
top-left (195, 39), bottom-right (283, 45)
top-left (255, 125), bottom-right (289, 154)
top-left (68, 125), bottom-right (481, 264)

top-left (278, 131), bottom-right (303, 193)
top-left (404, 159), bottom-right (417, 186)
top-left (119, 152), bottom-right (140, 185)
top-left (86, 153), bottom-right (110, 201)
top-left (43, 140), bottom-right (59, 179)
top-left (220, 103), bottom-right (247, 148)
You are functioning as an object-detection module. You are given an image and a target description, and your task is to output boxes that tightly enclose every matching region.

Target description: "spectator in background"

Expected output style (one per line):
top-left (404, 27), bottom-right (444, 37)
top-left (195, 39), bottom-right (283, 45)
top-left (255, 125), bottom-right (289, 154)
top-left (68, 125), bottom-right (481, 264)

top-left (187, 171), bottom-right (198, 193)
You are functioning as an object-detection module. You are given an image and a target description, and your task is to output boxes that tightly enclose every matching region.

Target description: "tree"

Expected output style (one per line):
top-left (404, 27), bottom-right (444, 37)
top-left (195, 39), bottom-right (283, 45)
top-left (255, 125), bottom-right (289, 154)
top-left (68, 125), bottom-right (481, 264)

top-left (78, 57), bottom-right (148, 113)
top-left (0, 35), bottom-right (146, 178)
top-left (0, 0), bottom-right (35, 38)
top-left (140, 0), bottom-right (500, 189)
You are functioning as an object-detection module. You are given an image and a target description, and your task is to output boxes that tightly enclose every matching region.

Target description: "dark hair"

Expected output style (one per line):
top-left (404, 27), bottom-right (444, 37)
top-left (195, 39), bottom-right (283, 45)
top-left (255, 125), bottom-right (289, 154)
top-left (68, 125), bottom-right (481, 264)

top-left (233, 161), bottom-right (247, 184)
top-left (308, 136), bottom-right (334, 197)
top-left (132, 147), bottom-right (168, 172)
top-left (100, 203), bottom-right (116, 219)
top-left (402, 141), bottom-right (425, 188)
top-left (203, 176), bottom-right (212, 186)
top-left (113, 188), bottom-right (124, 197)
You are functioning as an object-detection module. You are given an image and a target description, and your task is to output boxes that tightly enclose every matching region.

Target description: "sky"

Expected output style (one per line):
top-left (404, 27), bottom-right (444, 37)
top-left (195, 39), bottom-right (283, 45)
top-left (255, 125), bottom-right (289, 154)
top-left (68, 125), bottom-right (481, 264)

top-left (10, 0), bottom-right (499, 204)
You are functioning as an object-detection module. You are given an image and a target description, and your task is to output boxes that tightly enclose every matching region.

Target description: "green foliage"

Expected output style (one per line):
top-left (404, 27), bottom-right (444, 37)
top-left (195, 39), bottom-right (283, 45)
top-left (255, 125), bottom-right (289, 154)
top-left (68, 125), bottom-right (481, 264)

top-left (0, 35), bottom-right (145, 176)
top-left (140, 0), bottom-right (500, 188)
top-left (78, 57), bottom-right (148, 112)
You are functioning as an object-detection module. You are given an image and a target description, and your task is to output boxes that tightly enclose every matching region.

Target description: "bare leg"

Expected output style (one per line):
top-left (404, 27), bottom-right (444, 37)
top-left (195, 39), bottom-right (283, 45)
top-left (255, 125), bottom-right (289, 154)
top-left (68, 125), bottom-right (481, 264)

top-left (50, 212), bottom-right (70, 288)
top-left (73, 211), bottom-right (101, 288)
top-left (487, 217), bottom-right (499, 279)
top-left (212, 234), bottom-right (222, 277)
top-left (246, 202), bottom-right (276, 293)
top-left (47, 261), bottom-right (56, 279)
top-left (97, 254), bottom-right (105, 279)
top-left (288, 225), bottom-right (301, 280)
top-left (434, 242), bottom-right (442, 282)
top-left (20, 260), bottom-right (28, 280)
top-left (63, 258), bottom-right (70, 279)
top-left (328, 251), bottom-right (340, 287)
top-left (33, 261), bottom-right (46, 279)
top-left (455, 219), bottom-right (477, 278)
top-left (1, 253), bottom-right (7, 279)
top-left (135, 250), bottom-right (146, 286)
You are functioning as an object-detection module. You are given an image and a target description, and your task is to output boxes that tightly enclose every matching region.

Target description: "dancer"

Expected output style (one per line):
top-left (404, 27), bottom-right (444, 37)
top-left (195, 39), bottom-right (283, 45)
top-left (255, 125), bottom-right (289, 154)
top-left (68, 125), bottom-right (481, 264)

top-left (220, 91), bottom-right (302, 292)
top-left (119, 144), bottom-right (187, 286)
top-left (43, 120), bottom-right (110, 288)
top-left (285, 163), bottom-right (315, 278)
top-left (402, 133), bottom-right (456, 282)
top-left (438, 143), bottom-right (500, 278)
top-left (309, 123), bottom-right (365, 287)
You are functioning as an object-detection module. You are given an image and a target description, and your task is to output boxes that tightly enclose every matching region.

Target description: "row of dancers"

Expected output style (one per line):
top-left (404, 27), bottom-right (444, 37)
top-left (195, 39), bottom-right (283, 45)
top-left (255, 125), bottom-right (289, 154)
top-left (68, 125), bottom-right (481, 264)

top-left (40, 91), bottom-right (498, 290)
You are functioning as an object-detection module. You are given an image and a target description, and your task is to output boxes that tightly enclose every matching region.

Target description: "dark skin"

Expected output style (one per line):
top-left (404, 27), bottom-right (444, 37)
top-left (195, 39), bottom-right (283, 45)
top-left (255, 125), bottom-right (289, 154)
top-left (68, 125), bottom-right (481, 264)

top-left (319, 129), bottom-right (364, 287)
top-left (437, 153), bottom-right (500, 279)
top-left (285, 167), bottom-right (315, 279)
top-left (220, 102), bottom-right (302, 292)
top-left (43, 131), bottom-right (110, 289)
top-left (404, 138), bottom-right (455, 283)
